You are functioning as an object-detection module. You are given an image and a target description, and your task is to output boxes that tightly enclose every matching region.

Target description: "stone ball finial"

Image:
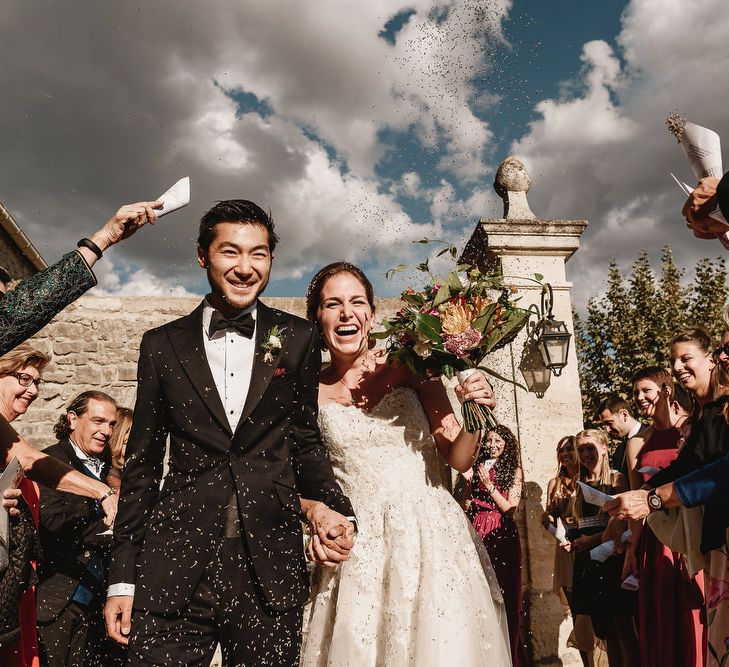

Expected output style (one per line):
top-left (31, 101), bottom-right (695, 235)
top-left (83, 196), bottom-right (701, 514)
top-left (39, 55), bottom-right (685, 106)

top-left (494, 156), bottom-right (532, 195)
top-left (493, 156), bottom-right (536, 219)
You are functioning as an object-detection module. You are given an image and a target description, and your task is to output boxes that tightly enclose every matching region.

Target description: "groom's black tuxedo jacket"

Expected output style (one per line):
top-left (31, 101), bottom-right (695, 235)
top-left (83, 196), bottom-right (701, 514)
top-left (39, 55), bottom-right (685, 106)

top-left (108, 301), bottom-right (353, 614)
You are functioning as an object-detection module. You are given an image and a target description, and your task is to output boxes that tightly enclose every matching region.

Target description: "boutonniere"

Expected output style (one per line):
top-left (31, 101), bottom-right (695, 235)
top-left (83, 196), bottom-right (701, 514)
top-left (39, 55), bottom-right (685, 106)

top-left (261, 325), bottom-right (285, 364)
top-left (273, 367), bottom-right (287, 378)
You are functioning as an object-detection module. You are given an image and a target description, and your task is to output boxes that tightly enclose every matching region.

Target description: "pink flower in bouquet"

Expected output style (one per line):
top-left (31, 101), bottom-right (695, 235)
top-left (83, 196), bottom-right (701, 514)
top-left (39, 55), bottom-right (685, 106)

top-left (443, 327), bottom-right (482, 356)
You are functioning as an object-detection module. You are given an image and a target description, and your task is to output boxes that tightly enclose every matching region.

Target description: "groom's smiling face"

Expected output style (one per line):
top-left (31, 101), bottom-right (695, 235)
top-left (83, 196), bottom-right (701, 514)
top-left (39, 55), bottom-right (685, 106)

top-left (198, 222), bottom-right (273, 315)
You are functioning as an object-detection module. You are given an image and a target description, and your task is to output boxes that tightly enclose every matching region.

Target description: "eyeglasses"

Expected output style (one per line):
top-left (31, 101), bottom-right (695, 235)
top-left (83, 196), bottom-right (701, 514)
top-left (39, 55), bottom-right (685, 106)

top-left (4, 372), bottom-right (45, 390)
top-left (712, 343), bottom-right (729, 361)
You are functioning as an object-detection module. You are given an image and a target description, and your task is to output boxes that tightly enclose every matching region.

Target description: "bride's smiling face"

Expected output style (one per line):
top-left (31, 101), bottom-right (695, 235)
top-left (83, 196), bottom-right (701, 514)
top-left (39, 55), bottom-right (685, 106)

top-left (317, 273), bottom-right (374, 359)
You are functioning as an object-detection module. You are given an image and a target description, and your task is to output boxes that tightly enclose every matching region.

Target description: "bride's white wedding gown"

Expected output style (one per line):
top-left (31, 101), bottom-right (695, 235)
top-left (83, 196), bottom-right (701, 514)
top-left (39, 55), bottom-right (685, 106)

top-left (300, 387), bottom-right (513, 667)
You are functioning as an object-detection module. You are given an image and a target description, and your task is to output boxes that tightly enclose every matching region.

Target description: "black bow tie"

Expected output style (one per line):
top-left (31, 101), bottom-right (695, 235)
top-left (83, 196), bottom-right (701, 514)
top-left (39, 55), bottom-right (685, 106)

top-left (209, 311), bottom-right (255, 338)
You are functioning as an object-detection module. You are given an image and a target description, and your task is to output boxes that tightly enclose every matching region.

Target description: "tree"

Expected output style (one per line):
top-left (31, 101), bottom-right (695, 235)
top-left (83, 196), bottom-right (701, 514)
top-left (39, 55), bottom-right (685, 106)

top-left (575, 245), bottom-right (727, 425)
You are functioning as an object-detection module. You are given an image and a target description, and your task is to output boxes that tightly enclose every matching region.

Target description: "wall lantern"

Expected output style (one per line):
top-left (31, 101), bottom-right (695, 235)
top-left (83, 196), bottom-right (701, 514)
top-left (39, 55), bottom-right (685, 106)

top-left (534, 283), bottom-right (571, 377)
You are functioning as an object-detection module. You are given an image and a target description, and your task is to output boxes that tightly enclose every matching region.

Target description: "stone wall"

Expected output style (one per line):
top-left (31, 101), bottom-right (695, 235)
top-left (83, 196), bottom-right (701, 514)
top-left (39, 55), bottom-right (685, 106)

top-left (14, 295), bottom-right (402, 447)
top-left (0, 223), bottom-right (38, 281)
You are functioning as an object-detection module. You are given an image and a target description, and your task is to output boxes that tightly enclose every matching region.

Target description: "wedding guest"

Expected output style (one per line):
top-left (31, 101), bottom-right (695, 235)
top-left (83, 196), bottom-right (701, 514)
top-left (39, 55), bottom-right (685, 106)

top-left (299, 262), bottom-right (512, 666)
top-left (0, 344), bottom-right (49, 665)
top-left (36, 392), bottom-right (123, 667)
top-left (623, 368), bottom-right (705, 667)
top-left (606, 327), bottom-right (729, 664)
top-left (0, 200), bottom-right (163, 530)
top-left (468, 425), bottom-right (529, 666)
top-left (106, 408), bottom-right (132, 493)
top-left (597, 395), bottom-right (646, 477)
top-left (570, 429), bottom-right (638, 667)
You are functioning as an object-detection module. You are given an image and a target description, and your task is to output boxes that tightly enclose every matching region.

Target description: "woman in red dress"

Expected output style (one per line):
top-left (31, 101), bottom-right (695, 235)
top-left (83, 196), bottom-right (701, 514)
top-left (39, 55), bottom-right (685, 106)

top-left (624, 366), bottom-right (706, 667)
top-left (467, 424), bottom-right (530, 666)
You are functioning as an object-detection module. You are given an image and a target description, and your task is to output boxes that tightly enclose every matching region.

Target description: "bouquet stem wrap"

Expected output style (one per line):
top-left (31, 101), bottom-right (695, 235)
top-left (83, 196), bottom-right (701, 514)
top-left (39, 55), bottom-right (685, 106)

top-left (457, 369), bottom-right (497, 433)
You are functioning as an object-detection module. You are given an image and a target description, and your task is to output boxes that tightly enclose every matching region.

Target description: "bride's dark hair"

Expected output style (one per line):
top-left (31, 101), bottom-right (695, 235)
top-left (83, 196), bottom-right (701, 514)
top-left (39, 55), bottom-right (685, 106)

top-left (306, 262), bottom-right (375, 324)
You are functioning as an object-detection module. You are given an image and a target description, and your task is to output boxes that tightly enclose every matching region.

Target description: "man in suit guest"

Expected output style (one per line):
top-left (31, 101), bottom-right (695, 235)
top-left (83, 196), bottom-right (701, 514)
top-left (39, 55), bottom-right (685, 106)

top-left (598, 394), bottom-right (646, 477)
top-left (104, 200), bottom-right (355, 667)
top-left (36, 391), bottom-right (121, 667)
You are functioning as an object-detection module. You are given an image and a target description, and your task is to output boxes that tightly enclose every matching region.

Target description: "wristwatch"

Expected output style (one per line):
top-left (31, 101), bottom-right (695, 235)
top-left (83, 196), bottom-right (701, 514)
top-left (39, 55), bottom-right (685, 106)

top-left (647, 488), bottom-right (663, 512)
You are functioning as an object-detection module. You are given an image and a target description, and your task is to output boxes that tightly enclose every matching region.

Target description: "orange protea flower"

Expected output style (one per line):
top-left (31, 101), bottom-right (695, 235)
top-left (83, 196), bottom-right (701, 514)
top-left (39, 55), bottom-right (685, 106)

top-left (441, 301), bottom-right (474, 336)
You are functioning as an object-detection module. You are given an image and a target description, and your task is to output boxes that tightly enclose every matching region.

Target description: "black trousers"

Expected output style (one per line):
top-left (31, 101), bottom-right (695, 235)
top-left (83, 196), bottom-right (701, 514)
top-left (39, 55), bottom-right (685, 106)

top-left (38, 600), bottom-right (126, 667)
top-left (126, 536), bottom-right (303, 667)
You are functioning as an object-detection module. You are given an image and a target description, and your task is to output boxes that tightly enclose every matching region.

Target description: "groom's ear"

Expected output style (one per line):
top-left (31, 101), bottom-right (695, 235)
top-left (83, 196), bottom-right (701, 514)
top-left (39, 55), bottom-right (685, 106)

top-left (197, 246), bottom-right (207, 269)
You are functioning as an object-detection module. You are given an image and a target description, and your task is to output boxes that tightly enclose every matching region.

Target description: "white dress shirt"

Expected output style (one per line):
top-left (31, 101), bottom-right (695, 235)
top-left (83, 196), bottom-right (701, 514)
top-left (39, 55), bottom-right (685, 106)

top-left (107, 300), bottom-right (257, 599)
top-left (69, 438), bottom-right (104, 480)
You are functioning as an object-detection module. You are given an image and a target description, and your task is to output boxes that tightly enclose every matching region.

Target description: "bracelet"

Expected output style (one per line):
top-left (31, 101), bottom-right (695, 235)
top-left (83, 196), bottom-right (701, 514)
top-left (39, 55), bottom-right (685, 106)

top-left (77, 238), bottom-right (103, 259)
top-left (98, 487), bottom-right (118, 503)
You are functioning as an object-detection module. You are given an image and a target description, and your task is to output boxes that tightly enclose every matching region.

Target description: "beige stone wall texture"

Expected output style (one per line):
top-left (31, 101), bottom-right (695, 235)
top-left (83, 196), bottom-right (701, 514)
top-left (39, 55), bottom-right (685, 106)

top-left (14, 295), bottom-right (401, 448)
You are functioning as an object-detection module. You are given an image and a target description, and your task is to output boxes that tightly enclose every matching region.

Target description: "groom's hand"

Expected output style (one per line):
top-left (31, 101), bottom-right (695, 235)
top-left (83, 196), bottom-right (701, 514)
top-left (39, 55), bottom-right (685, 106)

top-left (104, 595), bottom-right (134, 645)
top-left (304, 501), bottom-right (355, 564)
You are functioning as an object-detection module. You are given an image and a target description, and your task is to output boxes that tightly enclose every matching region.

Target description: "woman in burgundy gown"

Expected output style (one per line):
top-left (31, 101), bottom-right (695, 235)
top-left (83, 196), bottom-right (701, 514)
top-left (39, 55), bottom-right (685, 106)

top-left (467, 425), bottom-right (529, 666)
top-left (625, 367), bottom-right (706, 667)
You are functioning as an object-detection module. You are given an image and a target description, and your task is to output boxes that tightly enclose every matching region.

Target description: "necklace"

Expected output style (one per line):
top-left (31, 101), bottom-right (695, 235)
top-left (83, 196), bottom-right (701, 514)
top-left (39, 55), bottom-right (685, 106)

top-left (328, 352), bottom-right (377, 406)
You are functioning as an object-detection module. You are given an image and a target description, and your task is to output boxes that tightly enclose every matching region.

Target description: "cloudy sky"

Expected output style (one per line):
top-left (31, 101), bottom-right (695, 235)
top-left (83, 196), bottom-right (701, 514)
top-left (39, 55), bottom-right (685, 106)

top-left (1, 0), bottom-right (727, 308)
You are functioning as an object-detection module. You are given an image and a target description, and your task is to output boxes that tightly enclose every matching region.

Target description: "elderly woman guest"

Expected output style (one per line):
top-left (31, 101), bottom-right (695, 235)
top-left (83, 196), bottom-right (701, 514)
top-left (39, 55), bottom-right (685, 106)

top-left (0, 345), bottom-right (49, 664)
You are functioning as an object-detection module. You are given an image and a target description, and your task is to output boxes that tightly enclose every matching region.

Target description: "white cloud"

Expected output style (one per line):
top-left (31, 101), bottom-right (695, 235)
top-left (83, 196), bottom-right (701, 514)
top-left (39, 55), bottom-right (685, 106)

top-left (0, 0), bottom-right (509, 296)
top-left (511, 0), bottom-right (729, 308)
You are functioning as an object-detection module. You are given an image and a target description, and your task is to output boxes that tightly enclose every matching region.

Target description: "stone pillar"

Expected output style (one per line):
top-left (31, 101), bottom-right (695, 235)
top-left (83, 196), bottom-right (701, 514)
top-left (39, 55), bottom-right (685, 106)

top-left (461, 157), bottom-right (587, 665)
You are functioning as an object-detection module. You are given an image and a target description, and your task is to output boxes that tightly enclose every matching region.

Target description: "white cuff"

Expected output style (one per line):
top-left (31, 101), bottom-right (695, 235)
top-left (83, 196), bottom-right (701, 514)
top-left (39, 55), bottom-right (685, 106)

top-left (107, 583), bottom-right (135, 598)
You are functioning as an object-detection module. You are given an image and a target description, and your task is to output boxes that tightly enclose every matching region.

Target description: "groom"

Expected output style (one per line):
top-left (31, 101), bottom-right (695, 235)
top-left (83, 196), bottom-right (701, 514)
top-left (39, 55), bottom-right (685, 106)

top-left (104, 200), bottom-right (355, 666)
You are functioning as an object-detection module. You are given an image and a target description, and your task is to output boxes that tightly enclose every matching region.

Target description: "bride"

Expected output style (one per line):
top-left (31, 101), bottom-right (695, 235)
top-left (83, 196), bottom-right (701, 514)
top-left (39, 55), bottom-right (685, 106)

top-left (299, 262), bottom-right (513, 667)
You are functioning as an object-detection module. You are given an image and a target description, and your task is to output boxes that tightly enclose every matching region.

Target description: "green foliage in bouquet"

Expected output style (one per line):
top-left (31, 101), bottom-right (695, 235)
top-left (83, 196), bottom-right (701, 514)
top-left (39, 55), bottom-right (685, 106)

top-left (373, 240), bottom-right (533, 431)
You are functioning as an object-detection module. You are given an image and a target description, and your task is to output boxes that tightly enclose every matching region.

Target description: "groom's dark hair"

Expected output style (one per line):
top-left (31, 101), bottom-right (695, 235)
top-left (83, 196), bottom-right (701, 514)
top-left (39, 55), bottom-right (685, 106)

top-left (198, 199), bottom-right (279, 254)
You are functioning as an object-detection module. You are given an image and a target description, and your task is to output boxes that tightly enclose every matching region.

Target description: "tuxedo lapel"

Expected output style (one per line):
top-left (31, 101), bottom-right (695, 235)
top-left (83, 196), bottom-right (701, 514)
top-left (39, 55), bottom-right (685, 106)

top-left (167, 302), bottom-right (232, 437)
top-left (236, 302), bottom-right (285, 432)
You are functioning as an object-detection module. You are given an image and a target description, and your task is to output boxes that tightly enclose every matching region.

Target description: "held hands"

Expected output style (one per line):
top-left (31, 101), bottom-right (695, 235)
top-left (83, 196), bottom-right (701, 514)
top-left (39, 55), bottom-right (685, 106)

top-left (91, 201), bottom-right (163, 251)
top-left (604, 490), bottom-right (650, 522)
top-left (2, 488), bottom-right (22, 516)
top-left (682, 177), bottom-right (729, 237)
top-left (304, 501), bottom-right (355, 568)
top-left (104, 595), bottom-right (134, 646)
top-left (455, 371), bottom-right (495, 410)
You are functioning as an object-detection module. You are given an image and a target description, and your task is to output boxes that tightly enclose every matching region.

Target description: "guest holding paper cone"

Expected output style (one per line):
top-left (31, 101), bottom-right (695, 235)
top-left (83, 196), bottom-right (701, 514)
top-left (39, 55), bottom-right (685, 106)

top-left (569, 429), bottom-right (637, 667)
top-left (623, 368), bottom-right (706, 667)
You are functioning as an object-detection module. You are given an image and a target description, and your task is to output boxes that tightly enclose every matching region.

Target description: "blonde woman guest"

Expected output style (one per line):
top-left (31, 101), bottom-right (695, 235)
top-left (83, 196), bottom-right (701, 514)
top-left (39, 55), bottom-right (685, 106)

top-left (107, 408), bottom-right (132, 492)
top-left (570, 429), bottom-right (638, 667)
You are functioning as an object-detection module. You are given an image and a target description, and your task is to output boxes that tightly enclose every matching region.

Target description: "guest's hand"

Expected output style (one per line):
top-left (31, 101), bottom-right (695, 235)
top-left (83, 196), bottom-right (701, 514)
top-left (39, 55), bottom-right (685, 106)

top-left (476, 464), bottom-right (495, 493)
top-left (682, 177), bottom-right (729, 236)
top-left (91, 201), bottom-right (163, 252)
top-left (104, 595), bottom-right (134, 645)
top-left (541, 511), bottom-right (553, 530)
top-left (455, 371), bottom-right (495, 410)
top-left (621, 545), bottom-right (638, 580)
top-left (604, 490), bottom-right (650, 521)
top-left (558, 540), bottom-right (572, 553)
top-left (570, 535), bottom-right (594, 553)
top-left (601, 516), bottom-right (627, 553)
top-left (100, 490), bottom-right (118, 527)
top-left (2, 488), bottom-right (22, 516)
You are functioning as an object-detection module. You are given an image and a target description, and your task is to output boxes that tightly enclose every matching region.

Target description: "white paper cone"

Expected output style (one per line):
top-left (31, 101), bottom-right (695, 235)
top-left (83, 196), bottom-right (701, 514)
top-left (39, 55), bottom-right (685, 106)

top-left (681, 123), bottom-right (723, 179)
top-left (155, 176), bottom-right (190, 218)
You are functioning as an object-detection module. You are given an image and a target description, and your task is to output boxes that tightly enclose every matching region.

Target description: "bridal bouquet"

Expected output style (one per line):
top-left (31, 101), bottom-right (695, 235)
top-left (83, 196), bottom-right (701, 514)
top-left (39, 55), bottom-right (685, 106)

top-left (374, 242), bottom-right (531, 432)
